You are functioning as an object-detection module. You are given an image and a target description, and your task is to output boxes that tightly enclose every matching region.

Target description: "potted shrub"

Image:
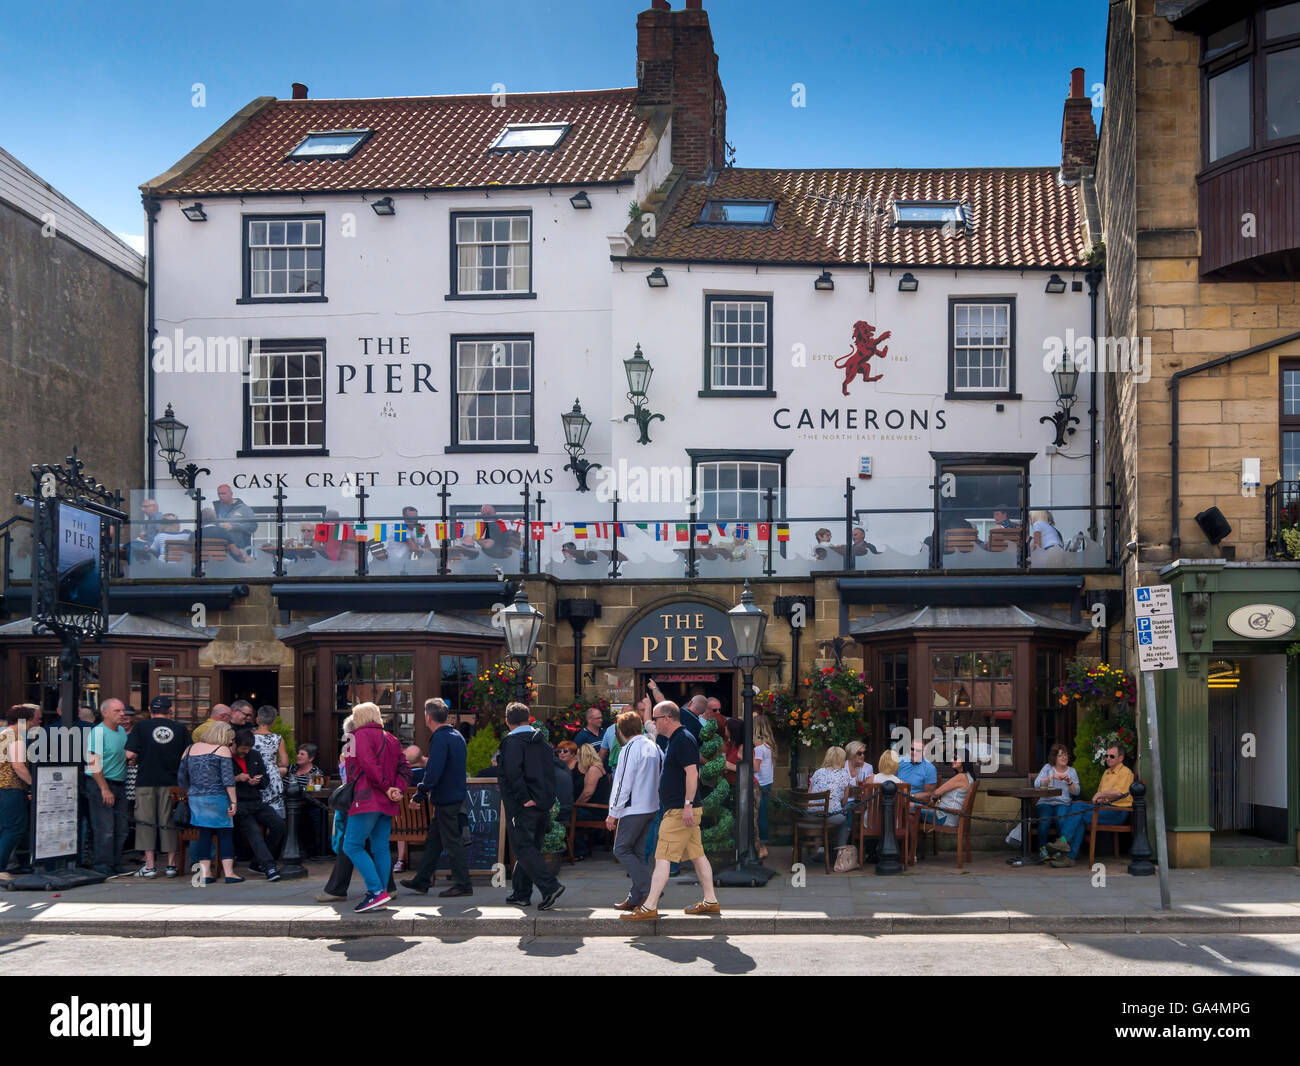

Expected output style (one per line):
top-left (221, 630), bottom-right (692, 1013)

top-left (1058, 658), bottom-right (1137, 795)
top-left (542, 800), bottom-right (567, 875)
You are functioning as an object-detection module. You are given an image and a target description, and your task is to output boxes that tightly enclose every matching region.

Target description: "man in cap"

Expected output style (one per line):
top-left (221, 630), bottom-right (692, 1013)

top-left (124, 695), bottom-right (191, 878)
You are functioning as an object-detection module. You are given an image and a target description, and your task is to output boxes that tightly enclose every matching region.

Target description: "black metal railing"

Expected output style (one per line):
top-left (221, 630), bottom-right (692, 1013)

top-left (1265, 480), bottom-right (1300, 560)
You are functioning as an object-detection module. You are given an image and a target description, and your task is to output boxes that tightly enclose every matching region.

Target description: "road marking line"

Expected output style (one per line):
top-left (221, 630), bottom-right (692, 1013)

top-left (1200, 944), bottom-right (1232, 964)
top-left (1167, 936), bottom-right (1186, 947)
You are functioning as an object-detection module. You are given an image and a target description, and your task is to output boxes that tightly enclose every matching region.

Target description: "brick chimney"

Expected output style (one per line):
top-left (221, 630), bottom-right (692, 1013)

top-left (291, 82), bottom-right (308, 100)
top-left (636, 2), bottom-right (727, 180)
top-left (1061, 67), bottom-right (1097, 182)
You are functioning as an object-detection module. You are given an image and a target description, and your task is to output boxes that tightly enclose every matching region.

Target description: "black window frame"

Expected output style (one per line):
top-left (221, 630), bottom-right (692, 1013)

top-left (1281, 357), bottom-right (1300, 481)
top-left (238, 338), bottom-right (330, 458)
top-left (1199, 3), bottom-right (1300, 173)
top-left (946, 295), bottom-right (1019, 401)
top-left (700, 293), bottom-right (777, 398)
top-left (930, 451), bottom-right (1034, 567)
top-left (446, 332), bottom-right (539, 454)
top-left (238, 213), bottom-right (328, 305)
top-left (446, 209), bottom-right (536, 301)
top-left (686, 448), bottom-right (792, 521)
top-left (284, 129), bottom-right (373, 162)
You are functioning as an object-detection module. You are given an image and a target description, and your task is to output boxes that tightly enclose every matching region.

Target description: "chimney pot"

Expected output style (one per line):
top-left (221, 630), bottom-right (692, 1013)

top-left (685, 0), bottom-right (703, 8)
top-left (1070, 67), bottom-right (1085, 99)
top-left (651, 0), bottom-right (670, 9)
top-left (291, 82), bottom-right (308, 100)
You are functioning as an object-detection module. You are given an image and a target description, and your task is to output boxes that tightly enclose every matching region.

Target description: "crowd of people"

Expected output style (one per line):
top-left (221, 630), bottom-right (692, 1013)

top-left (0, 684), bottom-right (1135, 900)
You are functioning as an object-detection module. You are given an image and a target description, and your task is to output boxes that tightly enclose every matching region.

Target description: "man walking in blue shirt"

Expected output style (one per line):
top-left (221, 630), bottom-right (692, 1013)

top-left (401, 698), bottom-right (471, 897)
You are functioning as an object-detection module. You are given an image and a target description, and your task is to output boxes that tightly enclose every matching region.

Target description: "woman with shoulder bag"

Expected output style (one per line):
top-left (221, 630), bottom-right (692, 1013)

top-left (340, 703), bottom-right (410, 913)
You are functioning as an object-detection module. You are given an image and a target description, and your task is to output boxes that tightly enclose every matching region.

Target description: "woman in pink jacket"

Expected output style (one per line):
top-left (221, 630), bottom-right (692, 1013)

top-left (340, 703), bottom-right (410, 912)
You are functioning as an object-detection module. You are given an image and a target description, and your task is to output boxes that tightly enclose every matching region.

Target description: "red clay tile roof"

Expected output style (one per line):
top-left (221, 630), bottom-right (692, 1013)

top-left (146, 88), bottom-right (653, 196)
top-left (628, 167), bottom-right (1088, 269)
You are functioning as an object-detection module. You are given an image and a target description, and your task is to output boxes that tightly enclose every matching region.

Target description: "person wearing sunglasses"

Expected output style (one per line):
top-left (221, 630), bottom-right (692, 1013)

top-left (1046, 743), bottom-right (1133, 866)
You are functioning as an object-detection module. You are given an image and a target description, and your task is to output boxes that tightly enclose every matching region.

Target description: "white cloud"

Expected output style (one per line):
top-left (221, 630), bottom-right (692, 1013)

top-left (114, 232), bottom-right (146, 255)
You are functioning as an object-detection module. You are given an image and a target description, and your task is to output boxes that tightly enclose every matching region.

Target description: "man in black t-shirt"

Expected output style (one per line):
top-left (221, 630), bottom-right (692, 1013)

top-left (124, 696), bottom-right (191, 878)
top-left (621, 701), bottom-right (720, 922)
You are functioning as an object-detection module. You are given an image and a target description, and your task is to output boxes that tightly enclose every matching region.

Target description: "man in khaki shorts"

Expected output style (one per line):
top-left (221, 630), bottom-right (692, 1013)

top-left (621, 701), bottom-right (720, 920)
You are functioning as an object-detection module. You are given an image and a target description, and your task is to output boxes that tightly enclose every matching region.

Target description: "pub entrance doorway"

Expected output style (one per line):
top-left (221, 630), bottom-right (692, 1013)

top-left (636, 670), bottom-right (737, 715)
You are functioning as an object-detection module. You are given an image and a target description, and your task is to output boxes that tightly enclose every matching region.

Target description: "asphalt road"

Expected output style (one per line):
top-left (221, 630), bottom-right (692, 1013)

top-left (1, 933), bottom-right (1297, 976)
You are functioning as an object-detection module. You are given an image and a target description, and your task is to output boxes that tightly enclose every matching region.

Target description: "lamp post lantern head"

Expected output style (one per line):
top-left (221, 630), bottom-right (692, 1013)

top-left (501, 585), bottom-right (544, 662)
top-left (624, 344), bottom-right (653, 399)
top-left (152, 403), bottom-right (188, 461)
top-left (728, 580), bottom-right (768, 669)
top-left (561, 399), bottom-right (591, 450)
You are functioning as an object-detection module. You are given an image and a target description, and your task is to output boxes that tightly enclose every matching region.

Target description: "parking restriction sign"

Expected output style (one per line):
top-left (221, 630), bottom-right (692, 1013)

top-left (1133, 585), bottom-right (1178, 671)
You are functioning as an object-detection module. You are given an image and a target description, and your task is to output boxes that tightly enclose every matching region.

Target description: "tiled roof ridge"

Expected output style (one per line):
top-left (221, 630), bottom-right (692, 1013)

top-left (272, 86), bottom-right (637, 105)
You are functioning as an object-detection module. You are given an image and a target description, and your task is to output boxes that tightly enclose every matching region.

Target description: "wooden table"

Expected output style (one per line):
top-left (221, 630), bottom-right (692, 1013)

top-left (988, 786), bottom-right (1059, 866)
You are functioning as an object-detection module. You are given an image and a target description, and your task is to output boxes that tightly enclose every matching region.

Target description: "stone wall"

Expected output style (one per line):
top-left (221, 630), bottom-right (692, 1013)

top-left (0, 200), bottom-right (145, 515)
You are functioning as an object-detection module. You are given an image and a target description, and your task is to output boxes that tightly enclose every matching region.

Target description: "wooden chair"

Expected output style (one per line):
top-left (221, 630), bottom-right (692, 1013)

top-left (164, 542), bottom-right (193, 563)
top-left (847, 783), bottom-right (868, 864)
top-left (943, 528), bottom-right (978, 553)
top-left (389, 787), bottom-right (431, 855)
top-left (917, 777), bottom-right (981, 869)
top-left (987, 527), bottom-right (1023, 553)
top-left (790, 790), bottom-right (833, 873)
top-left (862, 781), bottom-right (913, 866)
top-left (567, 803), bottom-right (610, 863)
top-left (1087, 781), bottom-right (1140, 865)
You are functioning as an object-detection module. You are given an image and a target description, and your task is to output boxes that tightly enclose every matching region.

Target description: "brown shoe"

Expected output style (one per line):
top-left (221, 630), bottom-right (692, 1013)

top-left (612, 897), bottom-right (639, 911)
top-left (620, 905), bottom-right (658, 921)
top-left (684, 899), bottom-right (721, 915)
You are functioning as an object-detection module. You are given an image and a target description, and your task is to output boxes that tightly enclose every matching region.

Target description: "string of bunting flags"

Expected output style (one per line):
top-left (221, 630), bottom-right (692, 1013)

top-left (312, 519), bottom-right (792, 543)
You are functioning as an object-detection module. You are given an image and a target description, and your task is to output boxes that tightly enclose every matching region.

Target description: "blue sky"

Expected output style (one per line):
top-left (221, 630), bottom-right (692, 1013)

top-left (0, 0), bottom-right (1105, 247)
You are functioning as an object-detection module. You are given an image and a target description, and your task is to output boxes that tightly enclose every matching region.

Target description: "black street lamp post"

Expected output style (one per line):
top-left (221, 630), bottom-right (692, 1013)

top-left (715, 580), bottom-right (776, 887)
top-left (500, 584), bottom-right (544, 703)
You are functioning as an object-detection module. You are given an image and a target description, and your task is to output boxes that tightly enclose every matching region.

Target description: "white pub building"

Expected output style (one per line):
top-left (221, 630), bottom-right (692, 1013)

top-left (1, 2), bottom-right (1120, 790)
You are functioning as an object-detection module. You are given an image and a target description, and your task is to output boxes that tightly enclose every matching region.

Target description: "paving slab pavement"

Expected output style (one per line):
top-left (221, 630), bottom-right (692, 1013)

top-left (0, 849), bottom-right (1294, 937)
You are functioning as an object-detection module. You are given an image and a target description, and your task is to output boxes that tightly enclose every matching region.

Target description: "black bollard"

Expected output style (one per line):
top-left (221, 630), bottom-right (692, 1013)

top-left (876, 781), bottom-right (902, 875)
top-left (277, 777), bottom-right (309, 880)
top-left (1126, 781), bottom-right (1155, 876)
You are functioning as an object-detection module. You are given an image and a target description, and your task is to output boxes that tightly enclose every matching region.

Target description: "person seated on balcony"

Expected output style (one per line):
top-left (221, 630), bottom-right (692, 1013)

top-left (213, 484), bottom-right (258, 549)
top-left (849, 526), bottom-right (880, 555)
top-left (561, 541), bottom-right (598, 565)
top-left (149, 514), bottom-right (193, 559)
top-left (475, 505), bottom-right (514, 559)
top-left (1033, 743), bottom-right (1079, 855)
top-left (399, 506), bottom-right (433, 559)
top-left (130, 498), bottom-right (165, 560)
top-left (991, 506), bottom-right (1020, 529)
top-left (198, 508), bottom-right (250, 562)
top-left (1048, 742), bottom-right (1133, 867)
top-left (811, 527), bottom-right (833, 559)
top-left (1029, 510), bottom-right (1064, 551)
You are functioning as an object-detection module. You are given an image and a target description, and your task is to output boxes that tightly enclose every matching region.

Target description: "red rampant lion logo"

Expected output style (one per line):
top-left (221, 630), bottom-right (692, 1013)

top-left (833, 320), bottom-right (891, 396)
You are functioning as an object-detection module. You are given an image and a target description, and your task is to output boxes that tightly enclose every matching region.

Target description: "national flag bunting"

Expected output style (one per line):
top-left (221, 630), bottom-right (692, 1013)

top-left (675, 523), bottom-right (689, 542)
top-left (715, 523), bottom-right (728, 537)
top-left (613, 522), bottom-right (627, 536)
top-left (353, 524), bottom-right (370, 541)
top-left (530, 521), bottom-right (546, 540)
top-left (733, 522), bottom-right (750, 540)
top-left (776, 522), bottom-right (790, 542)
top-left (757, 522), bottom-right (771, 541)
top-left (573, 523), bottom-right (589, 540)
top-left (654, 523), bottom-right (669, 540)
top-left (695, 523), bottom-right (711, 542)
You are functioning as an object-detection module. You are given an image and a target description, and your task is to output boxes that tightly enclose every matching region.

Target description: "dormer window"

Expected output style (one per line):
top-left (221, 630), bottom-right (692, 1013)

top-left (287, 130), bottom-right (372, 160)
top-left (893, 201), bottom-right (968, 227)
top-left (697, 200), bottom-right (777, 225)
top-left (490, 123), bottom-right (571, 151)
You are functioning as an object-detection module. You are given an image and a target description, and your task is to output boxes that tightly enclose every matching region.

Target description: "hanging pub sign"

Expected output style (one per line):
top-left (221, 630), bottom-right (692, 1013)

top-left (31, 454), bottom-right (114, 641)
top-left (617, 602), bottom-right (739, 668)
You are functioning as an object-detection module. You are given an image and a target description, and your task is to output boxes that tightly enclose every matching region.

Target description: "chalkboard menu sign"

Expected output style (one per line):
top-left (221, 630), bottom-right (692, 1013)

top-left (436, 778), bottom-right (506, 876)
